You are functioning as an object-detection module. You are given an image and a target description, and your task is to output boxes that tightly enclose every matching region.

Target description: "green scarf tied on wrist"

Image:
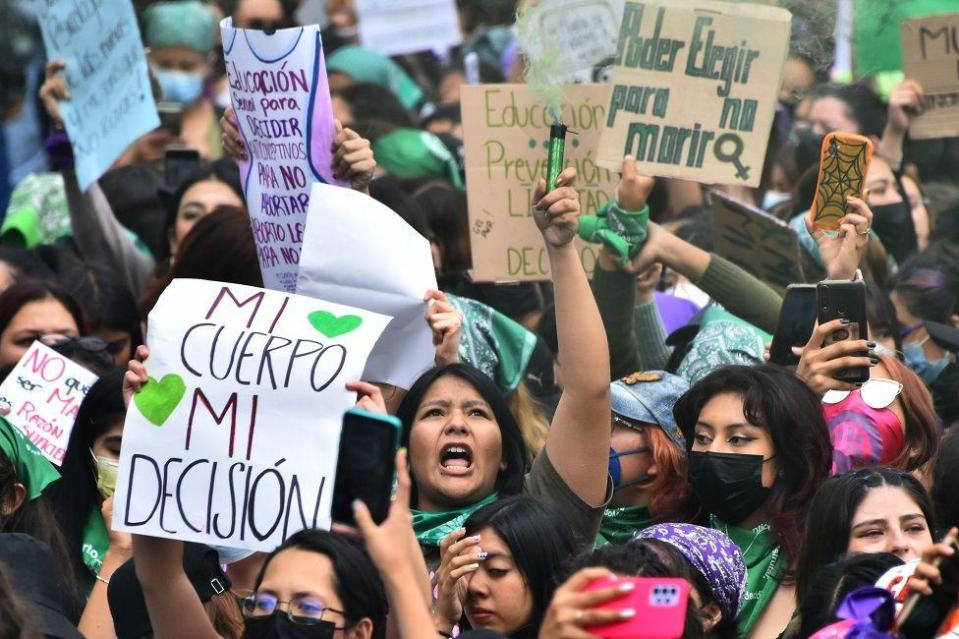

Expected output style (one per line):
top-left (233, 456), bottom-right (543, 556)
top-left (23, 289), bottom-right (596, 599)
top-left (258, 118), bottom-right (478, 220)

top-left (711, 515), bottom-right (785, 636)
top-left (596, 505), bottom-right (654, 547)
top-left (411, 493), bottom-right (499, 546)
top-left (577, 200), bottom-right (650, 266)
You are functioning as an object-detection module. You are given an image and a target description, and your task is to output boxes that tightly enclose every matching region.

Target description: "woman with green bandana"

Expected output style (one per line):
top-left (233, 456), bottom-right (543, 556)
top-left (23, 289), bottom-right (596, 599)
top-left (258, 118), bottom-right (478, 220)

top-left (351, 167), bottom-right (612, 576)
top-left (597, 370), bottom-right (690, 546)
top-left (326, 45), bottom-right (427, 115)
top-left (674, 365), bottom-right (832, 639)
top-left (0, 415), bottom-right (81, 612)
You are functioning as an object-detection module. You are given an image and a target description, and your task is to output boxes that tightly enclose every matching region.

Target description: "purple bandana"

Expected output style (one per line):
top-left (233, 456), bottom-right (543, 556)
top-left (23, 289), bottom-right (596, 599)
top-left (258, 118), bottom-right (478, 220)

top-left (635, 523), bottom-right (746, 619)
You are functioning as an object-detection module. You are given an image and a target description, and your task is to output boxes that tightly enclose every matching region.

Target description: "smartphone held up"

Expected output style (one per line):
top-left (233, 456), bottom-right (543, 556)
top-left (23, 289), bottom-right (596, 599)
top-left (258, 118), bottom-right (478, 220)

top-left (808, 132), bottom-right (873, 232)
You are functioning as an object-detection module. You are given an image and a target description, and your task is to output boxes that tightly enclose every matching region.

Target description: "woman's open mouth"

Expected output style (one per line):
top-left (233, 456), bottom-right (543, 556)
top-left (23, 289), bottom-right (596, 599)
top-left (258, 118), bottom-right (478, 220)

top-left (439, 442), bottom-right (474, 475)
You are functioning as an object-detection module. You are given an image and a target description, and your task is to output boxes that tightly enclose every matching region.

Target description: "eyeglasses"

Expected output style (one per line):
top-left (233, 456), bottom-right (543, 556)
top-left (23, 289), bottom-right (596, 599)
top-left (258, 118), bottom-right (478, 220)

top-left (822, 378), bottom-right (903, 410)
top-left (241, 593), bottom-right (345, 626)
top-left (40, 334), bottom-right (125, 355)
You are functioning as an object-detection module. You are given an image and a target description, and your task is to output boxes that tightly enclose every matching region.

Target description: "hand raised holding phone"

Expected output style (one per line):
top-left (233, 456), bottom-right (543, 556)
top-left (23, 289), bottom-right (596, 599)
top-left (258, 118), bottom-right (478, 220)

top-left (795, 318), bottom-right (878, 395)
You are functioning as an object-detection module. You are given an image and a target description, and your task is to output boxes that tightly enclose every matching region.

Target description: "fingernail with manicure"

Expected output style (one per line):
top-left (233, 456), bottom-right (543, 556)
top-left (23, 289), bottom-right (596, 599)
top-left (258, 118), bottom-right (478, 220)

top-left (841, 319), bottom-right (851, 325)
top-left (867, 341), bottom-right (877, 348)
top-left (619, 609), bottom-right (636, 619)
top-left (618, 582), bottom-right (635, 592)
top-left (476, 551), bottom-right (488, 560)
top-left (470, 535), bottom-right (481, 543)
top-left (466, 563), bottom-right (480, 571)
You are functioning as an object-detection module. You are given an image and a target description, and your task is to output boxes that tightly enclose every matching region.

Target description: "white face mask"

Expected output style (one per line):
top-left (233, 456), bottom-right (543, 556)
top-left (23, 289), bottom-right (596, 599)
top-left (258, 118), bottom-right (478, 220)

top-left (90, 449), bottom-right (120, 499)
top-left (762, 189), bottom-right (790, 211)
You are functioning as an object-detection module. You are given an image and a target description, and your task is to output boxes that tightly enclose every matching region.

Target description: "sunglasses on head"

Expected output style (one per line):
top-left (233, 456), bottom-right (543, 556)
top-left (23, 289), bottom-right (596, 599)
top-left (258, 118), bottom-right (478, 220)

top-left (822, 378), bottom-right (903, 410)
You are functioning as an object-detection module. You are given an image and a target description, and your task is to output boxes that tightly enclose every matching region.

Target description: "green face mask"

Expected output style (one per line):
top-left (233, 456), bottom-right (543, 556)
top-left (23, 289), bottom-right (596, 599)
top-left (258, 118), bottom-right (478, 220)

top-left (91, 450), bottom-right (120, 499)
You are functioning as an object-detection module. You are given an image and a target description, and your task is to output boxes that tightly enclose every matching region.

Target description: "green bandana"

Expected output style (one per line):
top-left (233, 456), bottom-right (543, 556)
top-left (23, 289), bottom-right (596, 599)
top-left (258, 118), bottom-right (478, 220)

top-left (1, 172), bottom-right (71, 248)
top-left (596, 505), bottom-right (653, 547)
top-left (578, 201), bottom-right (650, 266)
top-left (326, 45), bottom-right (424, 110)
top-left (0, 417), bottom-right (59, 501)
top-left (711, 515), bottom-right (785, 636)
top-left (81, 508), bottom-right (110, 578)
top-left (412, 493), bottom-right (499, 546)
top-left (373, 129), bottom-right (463, 188)
top-left (447, 294), bottom-right (537, 394)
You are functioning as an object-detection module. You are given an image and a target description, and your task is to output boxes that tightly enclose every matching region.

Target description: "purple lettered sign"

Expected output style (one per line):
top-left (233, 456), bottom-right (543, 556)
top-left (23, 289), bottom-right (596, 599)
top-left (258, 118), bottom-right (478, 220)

top-left (222, 19), bottom-right (348, 292)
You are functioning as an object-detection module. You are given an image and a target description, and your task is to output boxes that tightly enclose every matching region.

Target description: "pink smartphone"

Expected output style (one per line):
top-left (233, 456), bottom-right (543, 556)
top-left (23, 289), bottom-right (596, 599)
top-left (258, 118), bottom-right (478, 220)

top-left (583, 577), bottom-right (690, 639)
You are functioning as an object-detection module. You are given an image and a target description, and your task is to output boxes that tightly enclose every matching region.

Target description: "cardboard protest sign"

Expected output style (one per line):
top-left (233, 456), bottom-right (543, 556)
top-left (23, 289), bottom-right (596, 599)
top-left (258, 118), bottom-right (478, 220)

top-left (221, 19), bottom-right (348, 293)
top-left (519, 0), bottom-right (626, 83)
top-left (901, 13), bottom-right (959, 140)
top-left (0, 342), bottom-right (98, 465)
top-left (34, 0), bottom-right (159, 190)
top-left (462, 84), bottom-right (617, 282)
top-left (112, 279), bottom-right (390, 551)
top-left (297, 183), bottom-right (437, 389)
top-left (854, 0), bottom-right (957, 77)
top-left (710, 191), bottom-right (803, 292)
top-left (596, 0), bottom-right (791, 187)
top-left (356, 0), bottom-right (462, 56)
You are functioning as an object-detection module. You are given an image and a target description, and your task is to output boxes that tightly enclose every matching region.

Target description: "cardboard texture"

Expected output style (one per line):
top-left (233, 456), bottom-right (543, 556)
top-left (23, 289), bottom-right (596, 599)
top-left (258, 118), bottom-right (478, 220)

top-left (901, 13), bottom-right (959, 140)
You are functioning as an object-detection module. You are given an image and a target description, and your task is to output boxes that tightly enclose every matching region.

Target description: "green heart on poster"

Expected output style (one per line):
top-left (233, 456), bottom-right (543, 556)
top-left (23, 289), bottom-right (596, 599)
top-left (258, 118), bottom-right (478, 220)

top-left (308, 311), bottom-right (363, 338)
top-left (134, 374), bottom-right (187, 427)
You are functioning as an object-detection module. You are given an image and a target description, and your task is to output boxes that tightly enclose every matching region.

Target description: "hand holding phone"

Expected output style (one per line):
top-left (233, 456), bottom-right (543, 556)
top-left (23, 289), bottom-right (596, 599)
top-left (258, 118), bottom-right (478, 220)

top-left (331, 408), bottom-right (401, 527)
top-left (897, 528), bottom-right (959, 638)
top-left (815, 280), bottom-right (871, 385)
top-left (809, 132), bottom-right (873, 232)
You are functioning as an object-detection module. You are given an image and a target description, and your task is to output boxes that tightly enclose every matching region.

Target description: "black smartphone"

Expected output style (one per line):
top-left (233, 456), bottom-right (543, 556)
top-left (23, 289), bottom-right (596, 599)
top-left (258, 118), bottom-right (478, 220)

top-left (331, 408), bottom-right (402, 527)
top-left (897, 533), bottom-right (959, 638)
top-left (769, 284), bottom-right (817, 366)
top-left (164, 146), bottom-right (201, 189)
top-left (157, 101), bottom-right (183, 136)
top-left (816, 279), bottom-right (869, 384)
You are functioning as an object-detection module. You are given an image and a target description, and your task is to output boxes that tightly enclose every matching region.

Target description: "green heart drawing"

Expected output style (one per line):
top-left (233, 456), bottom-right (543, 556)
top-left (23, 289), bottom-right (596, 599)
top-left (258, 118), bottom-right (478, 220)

top-left (134, 374), bottom-right (187, 427)
top-left (308, 310), bottom-right (363, 338)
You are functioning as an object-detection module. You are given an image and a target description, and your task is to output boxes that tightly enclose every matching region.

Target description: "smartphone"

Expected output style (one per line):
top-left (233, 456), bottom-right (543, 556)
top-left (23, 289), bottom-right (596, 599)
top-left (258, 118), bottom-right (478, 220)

top-left (331, 408), bottom-right (402, 527)
top-left (769, 284), bottom-right (817, 366)
top-left (897, 532), bottom-right (959, 638)
top-left (817, 279), bottom-right (869, 385)
top-left (164, 146), bottom-right (201, 189)
top-left (157, 101), bottom-right (184, 136)
top-left (809, 132), bottom-right (874, 232)
top-left (584, 577), bottom-right (689, 639)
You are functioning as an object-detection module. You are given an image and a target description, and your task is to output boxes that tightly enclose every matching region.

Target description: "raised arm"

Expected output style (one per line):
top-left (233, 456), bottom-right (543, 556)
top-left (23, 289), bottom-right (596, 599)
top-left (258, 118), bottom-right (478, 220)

top-left (132, 535), bottom-right (221, 639)
top-left (537, 168), bottom-right (611, 507)
top-left (39, 60), bottom-right (154, 296)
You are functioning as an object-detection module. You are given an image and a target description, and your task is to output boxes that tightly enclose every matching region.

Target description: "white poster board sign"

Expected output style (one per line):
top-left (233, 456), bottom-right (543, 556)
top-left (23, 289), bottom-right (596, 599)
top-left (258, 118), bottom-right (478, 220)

top-left (0, 342), bottom-right (98, 465)
top-left (356, 0), bottom-right (463, 55)
top-left (113, 279), bottom-right (390, 551)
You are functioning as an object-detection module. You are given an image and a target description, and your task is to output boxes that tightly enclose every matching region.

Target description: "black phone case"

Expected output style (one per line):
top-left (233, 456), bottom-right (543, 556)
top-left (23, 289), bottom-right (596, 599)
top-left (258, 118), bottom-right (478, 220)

top-left (331, 417), bottom-right (397, 527)
top-left (769, 284), bottom-right (816, 366)
top-left (816, 280), bottom-right (869, 384)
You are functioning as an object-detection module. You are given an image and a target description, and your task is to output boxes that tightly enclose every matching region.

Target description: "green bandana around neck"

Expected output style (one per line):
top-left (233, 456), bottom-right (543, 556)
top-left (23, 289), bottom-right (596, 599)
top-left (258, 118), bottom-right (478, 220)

top-left (711, 515), bottom-right (785, 636)
top-left (596, 505), bottom-right (653, 547)
top-left (0, 417), bottom-right (59, 501)
top-left (411, 493), bottom-right (499, 546)
top-left (81, 508), bottom-right (110, 580)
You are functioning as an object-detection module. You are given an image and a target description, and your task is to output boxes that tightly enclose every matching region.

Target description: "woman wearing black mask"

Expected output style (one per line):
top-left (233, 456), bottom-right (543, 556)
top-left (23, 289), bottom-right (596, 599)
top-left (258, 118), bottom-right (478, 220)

top-left (674, 365), bottom-right (832, 639)
top-left (132, 529), bottom-right (388, 639)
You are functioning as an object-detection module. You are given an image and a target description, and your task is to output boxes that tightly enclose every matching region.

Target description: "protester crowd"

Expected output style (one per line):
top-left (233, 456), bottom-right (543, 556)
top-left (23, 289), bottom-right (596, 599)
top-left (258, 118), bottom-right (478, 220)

top-left (2, 0), bottom-right (959, 638)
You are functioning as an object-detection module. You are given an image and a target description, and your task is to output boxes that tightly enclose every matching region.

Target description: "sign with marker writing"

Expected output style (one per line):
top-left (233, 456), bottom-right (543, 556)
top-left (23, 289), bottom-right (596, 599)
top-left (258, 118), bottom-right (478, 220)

top-left (221, 19), bottom-right (348, 293)
top-left (596, 0), bottom-right (791, 187)
top-left (462, 84), bottom-right (617, 282)
top-left (710, 191), bottom-right (803, 292)
top-left (356, 0), bottom-right (462, 56)
top-left (901, 13), bottom-right (959, 140)
top-left (112, 279), bottom-right (390, 551)
top-left (34, 0), bottom-right (159, 191)
top-left (0, 342), bottom-right (98, 465)
top-left (521, 0), bottom-right (626, 83)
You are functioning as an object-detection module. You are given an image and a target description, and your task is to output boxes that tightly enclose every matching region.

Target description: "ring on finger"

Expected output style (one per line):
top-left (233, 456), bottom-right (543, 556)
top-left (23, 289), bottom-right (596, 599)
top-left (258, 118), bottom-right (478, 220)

top-left (858, 227), bottom-right (871, 236)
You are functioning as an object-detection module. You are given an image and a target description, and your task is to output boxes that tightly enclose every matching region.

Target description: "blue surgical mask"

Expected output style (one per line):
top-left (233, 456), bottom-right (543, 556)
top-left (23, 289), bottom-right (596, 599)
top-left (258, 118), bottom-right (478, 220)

top-left (154, 68), bottom-right (204, 104)
top-left (903, 337), bottom-right (951, 384)
top-left (608, 447), bottom-right (651, 491)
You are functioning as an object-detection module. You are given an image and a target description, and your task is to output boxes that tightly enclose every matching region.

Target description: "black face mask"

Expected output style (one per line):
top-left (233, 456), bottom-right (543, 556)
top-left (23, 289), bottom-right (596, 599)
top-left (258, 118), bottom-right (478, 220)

top-left (242, 614), bottom-right (337, 639)
top-left (869, 201), bottom-right (918, 264)
top-left (792, 127), bottom-right (825, 174)
top-left (687, 451), bottom-right (771, 525)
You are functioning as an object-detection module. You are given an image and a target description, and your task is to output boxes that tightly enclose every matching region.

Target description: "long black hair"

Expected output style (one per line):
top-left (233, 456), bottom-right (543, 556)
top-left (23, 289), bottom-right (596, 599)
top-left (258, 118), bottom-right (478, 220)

top-left (795, 467), bottom-right (935, 604)
top-left (254, 529), bottom-right (388, 639)
top-left (48, 367), bottom-right (127, 583)
top-left (673, 365), bottom-right (833, 568)
top-left (395, 363), bottom-right (527, 507)
top-left (161, 159), bottom-right (244, 258)
top-left (462, 495), bottom-right (577, 638)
